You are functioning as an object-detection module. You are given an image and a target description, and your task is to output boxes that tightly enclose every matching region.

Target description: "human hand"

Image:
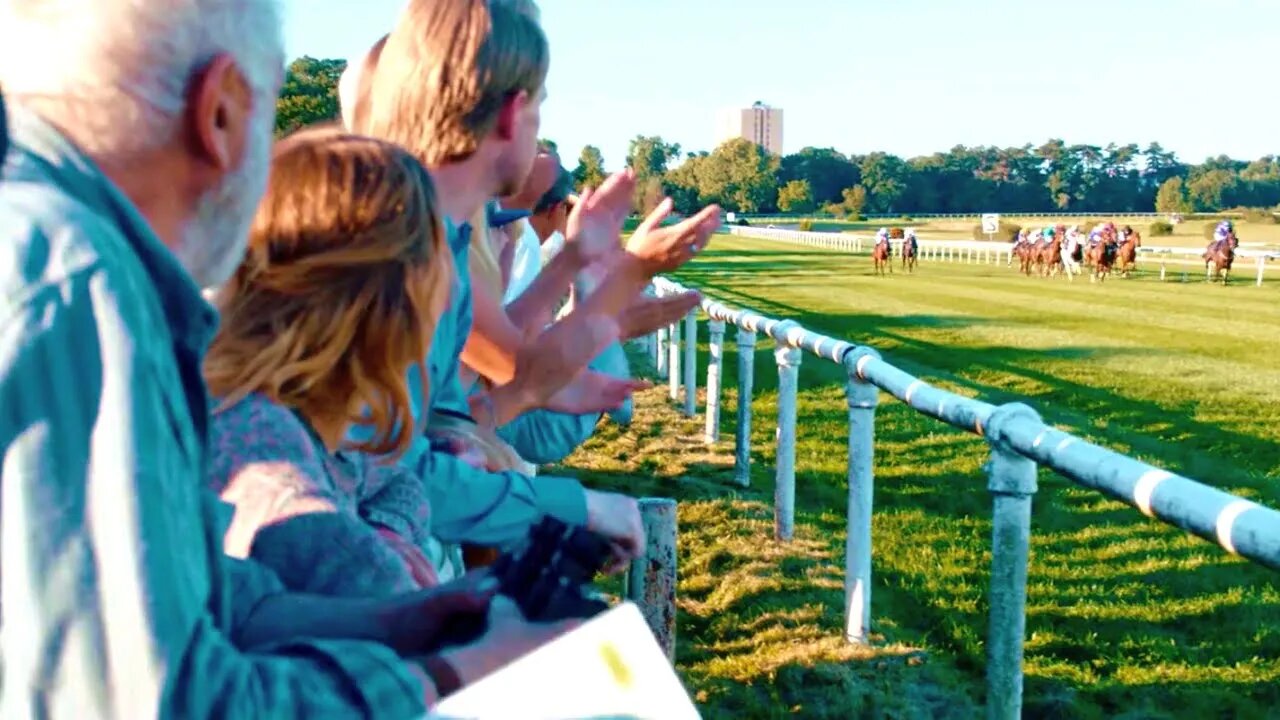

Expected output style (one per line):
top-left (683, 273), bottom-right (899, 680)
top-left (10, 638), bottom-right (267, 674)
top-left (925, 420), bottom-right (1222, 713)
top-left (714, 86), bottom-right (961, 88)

top-left (583, 490), bottom-right (645, 571)
top-left (507, 313), bottom-right (621, 413)
top-left (564, 169), bottom-right (635, 267)
top-left (430, 595), bottom-right (582, 687)
top-left (542, 369), bottom-right (651, 416)
top-left (625, 200), bottom-right (721, 275)
top-left (618, 289), bottom-right (702, 340)
top-left (385, 571), bottom-right (500, 656)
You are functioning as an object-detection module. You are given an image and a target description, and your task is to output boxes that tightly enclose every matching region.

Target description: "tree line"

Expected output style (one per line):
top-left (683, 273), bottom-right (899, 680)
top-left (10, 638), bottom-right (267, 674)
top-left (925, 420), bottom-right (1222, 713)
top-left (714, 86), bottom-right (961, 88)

top-left (276, 57), bottom-right (1280, 217)
top-left (594, 136), bottom-right (1280, 218)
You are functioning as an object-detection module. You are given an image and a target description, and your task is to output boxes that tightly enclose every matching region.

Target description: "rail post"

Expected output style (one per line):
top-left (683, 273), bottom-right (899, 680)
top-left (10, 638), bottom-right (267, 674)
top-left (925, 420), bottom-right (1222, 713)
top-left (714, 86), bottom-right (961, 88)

top-left (667, 315), bottom-right (681, 402)
top-left (682, 309), bottom-right (698, 417)
top-left (983, 402), bottom-right (1042, 720)
top-left (735, 325), bottom-right (758, 487)
top-left (653, 285), bottom-right (669, 378)
top-left (843, 347), bottom-right (881, 643)
top-left (1257, 256), bottom-right (1266, 287)
top-left (704, 319), bottom-right (726, 443)
top-left (773, 328), bottom-right (803, 542)
top-left (626, 497), bottom-right (678, 661)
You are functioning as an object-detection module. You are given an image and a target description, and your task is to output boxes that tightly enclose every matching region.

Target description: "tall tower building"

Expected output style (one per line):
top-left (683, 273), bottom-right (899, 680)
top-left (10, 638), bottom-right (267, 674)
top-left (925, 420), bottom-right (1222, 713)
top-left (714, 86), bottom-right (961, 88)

top-left (715, 101), bottom-right (784, 156)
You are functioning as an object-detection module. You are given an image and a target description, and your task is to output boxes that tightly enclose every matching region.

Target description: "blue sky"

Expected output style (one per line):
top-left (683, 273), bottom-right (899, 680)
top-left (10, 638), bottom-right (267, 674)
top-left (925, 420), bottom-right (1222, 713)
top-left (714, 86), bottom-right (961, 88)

top-left (283, 0), bottom-right (1276, 170)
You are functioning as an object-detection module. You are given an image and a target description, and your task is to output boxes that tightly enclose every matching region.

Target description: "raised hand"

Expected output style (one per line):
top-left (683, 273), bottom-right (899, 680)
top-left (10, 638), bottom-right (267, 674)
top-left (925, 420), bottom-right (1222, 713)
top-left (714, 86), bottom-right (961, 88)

top-left (564, 169), bottom-right (635, 266)
top-left (618, 290), bottom-right (702, 340)
top-left (626, 200), bottom-right (721, 274)
top-left (542, 370), bottom-right (651, 416)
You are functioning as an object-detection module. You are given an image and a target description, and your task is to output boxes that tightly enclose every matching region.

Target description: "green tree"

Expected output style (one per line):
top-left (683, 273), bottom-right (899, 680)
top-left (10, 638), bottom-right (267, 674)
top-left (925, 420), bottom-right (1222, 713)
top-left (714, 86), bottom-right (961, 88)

top-left (858, 153), bottom-right (909, 213)
top-left (778, 147), bottom-right (859, 205)
top-left (692, 138), bottom-right (780, 213)
top-left (1186, 169), bottom-right (1237, 212)
top-left (777, 179), bottom-right (816, 214)
top-left (275, 57), bottom-right (346, 137)
top-left (840, 185), bottom-right (867, 218)
top-left (539, 138), bottom-right (558, 154)
top-left (626, 135), bottom-right (682, 213)
top-left (1154, 177), bottom-right (1191, 214)
top-left (626, 135), bottom-right (681, 178)
top-left (572, 145), bottom-right (607, 191)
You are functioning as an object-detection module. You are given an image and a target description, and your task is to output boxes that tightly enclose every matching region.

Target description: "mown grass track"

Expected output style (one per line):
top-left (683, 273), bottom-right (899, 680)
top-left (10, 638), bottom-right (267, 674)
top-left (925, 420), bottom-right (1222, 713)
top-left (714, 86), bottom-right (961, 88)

top-left (555, 236), bottom-right (1280, 719)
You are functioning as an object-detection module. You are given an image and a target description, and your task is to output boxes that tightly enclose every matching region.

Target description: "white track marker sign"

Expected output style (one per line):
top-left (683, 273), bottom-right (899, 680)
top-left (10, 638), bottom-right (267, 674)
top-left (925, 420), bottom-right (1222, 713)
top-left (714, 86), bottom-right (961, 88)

top-left (982, 213), bottom-right (1000, 242)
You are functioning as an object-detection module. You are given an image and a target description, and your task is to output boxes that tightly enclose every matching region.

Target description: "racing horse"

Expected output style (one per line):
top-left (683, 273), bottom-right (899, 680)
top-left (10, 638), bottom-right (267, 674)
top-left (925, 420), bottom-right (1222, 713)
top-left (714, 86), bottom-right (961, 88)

top-left (1014, 237), bottom-right (1037, 276)
top-left (1115, 226), bottom-right (1142, 278)
top-left (1036, 230), bottom-right (1064, 278)
top-left (872, 238), bottom-right (893, 275)
top-left (1086, 238), bottom-right (1118, 282)
top-left (901, 236), bottom-right (919, 273)
top-left (1204, 237), bottom-right (1236, 284)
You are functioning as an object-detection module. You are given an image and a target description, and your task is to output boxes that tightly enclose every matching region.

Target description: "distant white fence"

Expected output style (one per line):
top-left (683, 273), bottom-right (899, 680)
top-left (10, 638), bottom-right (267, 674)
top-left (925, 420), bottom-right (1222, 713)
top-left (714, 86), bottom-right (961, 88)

top-left (646, 276), bottom-right (1280, 720)
top-left (724, 226), bottom-right (1278, 286)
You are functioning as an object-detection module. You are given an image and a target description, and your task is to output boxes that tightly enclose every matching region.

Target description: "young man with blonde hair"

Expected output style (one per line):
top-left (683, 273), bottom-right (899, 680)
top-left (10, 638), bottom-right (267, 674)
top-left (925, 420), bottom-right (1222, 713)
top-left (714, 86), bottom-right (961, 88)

top-left (357, 0), bottom-right (720, 576)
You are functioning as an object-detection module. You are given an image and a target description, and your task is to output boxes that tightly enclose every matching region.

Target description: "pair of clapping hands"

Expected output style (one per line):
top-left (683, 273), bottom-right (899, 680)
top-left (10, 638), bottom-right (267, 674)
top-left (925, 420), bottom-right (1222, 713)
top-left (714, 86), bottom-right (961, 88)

top-left (505, 170), bottom-right (720, 420)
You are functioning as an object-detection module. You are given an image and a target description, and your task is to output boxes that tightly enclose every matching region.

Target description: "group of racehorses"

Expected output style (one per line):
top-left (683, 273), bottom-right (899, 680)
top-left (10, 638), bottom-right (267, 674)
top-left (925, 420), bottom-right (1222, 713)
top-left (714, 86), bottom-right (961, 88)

top-left (872, 230), bottom-right (918, 275)
top-left (869, 221), bottom-right (1242, 283)
top-left (1012, 224), bottom-right (1142, 283)
top-left (1011, 221), bottom-right (1241, 284)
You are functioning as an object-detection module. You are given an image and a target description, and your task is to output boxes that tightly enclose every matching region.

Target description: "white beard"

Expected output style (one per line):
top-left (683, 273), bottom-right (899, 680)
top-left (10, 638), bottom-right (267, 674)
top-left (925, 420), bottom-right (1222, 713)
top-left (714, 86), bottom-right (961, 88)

top-left (176, 103), bottom-right (274, 290)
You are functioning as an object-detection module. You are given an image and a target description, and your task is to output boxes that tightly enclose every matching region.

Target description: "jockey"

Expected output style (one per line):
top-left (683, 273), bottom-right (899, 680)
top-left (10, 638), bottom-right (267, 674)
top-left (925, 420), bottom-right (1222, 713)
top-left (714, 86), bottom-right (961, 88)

top-left (876, 227), bottom-right (891, 255)
top-left (1063, 225), bottom-right (1080, 251)
top-left (1212, 220), bottom-right (1237, 249)
top-left (1042, 226), bottom-right (1055, 241)
top-left (1015, 229), bottom-right (1029, 245)
top-left (904, 228), bottom-right (919, 254)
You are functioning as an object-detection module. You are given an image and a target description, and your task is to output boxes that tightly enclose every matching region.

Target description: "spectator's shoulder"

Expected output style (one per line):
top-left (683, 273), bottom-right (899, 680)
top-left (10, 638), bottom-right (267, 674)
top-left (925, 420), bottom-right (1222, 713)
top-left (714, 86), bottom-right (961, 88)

top-left (0, 180), bottom-right (141, 318)
top-left (208, 394), bottom-right (325, 487)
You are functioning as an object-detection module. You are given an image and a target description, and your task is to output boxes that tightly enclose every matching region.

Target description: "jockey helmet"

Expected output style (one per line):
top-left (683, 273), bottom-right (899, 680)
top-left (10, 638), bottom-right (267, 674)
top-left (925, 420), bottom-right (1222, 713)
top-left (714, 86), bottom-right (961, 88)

top-left (906, 228), bottom-right (917, 238)
top-left (1043, 227), bottom-right (1055, 237)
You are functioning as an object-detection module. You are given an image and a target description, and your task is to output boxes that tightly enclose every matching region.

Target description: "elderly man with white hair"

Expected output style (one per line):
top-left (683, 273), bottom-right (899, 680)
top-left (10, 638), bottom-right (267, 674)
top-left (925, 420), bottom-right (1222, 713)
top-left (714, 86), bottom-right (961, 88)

top-left (0, 0), bottom-right (573, 717)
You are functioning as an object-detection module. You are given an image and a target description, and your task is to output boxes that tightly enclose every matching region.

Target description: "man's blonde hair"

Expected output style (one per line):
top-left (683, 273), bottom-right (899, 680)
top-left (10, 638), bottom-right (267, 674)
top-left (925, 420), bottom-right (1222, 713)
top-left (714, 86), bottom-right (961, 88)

top-left (366, 0), bottom-right (549, 166)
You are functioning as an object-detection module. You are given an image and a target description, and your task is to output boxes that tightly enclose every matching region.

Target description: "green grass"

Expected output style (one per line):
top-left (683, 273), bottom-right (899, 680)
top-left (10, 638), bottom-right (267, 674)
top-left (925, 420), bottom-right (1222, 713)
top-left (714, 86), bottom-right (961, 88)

top-left (552, 236), bottom-right (1280, 719)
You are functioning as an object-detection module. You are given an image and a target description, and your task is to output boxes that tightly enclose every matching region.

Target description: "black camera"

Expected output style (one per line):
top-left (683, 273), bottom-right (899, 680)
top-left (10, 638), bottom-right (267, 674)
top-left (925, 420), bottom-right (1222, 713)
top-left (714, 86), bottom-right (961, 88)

top-left (433, 517), bottom-right (614, 648)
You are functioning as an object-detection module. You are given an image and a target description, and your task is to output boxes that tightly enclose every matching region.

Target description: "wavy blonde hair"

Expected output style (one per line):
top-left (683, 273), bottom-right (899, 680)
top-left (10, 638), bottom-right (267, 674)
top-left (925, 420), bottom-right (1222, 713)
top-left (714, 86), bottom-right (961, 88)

top-left (205, 126), bottom-right (454, 458)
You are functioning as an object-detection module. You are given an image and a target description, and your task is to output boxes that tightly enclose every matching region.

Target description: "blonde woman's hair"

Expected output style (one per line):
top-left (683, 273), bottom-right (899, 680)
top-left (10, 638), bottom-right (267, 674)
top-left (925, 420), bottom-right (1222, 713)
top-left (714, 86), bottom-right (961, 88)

top-left (365, 0), bottom-right (549, 166)
top-left (204, 126), bottom-right (454, 459)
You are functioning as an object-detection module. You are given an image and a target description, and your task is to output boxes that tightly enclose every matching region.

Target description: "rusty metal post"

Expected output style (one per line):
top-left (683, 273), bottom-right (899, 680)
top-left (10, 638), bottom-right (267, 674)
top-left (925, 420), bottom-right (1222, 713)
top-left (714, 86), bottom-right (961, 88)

top-left (626, 497), bottom-right (678, 661)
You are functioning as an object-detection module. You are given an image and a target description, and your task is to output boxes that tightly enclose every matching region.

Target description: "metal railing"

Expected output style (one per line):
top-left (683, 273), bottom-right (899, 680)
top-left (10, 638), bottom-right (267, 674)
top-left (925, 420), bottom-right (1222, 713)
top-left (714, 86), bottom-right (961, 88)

top-left (725, 226), bottom-right (1278, 286)
top-left (644, 276), bottom-right (1280, 720)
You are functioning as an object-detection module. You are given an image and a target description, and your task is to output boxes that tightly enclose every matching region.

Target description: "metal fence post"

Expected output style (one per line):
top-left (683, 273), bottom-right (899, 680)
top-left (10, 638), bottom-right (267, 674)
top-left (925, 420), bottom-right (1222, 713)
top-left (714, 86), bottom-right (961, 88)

top-left (774, 339), bottom-right (803, 542)
top-left (704, 319), bottom-right (726, 443)
top-left (682, 309), bottom-right (698, 417)
top-left (842, 347), bottom-right (881, 643)
top-left (626, 497), bottom-right (678, 661)
top-left (655, 326), bottom-right (668, 378)
top-left (735, 326), bottom-right (757, 487)
top-left (983, 402), bottom-right (1042, 720)
top-left (667, 317), bottom-right (681, 402)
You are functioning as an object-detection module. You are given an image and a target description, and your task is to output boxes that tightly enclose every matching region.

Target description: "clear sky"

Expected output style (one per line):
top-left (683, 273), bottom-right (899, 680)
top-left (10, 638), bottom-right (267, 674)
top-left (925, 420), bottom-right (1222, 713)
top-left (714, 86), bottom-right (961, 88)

top-left (283, 0), bottom-right (1276, 170)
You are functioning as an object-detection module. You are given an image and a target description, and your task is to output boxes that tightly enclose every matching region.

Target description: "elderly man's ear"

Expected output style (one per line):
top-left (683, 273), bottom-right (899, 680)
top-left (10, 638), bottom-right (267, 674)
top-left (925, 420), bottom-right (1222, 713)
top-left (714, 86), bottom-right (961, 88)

top-left (186, 54), bottom-right (256, 176)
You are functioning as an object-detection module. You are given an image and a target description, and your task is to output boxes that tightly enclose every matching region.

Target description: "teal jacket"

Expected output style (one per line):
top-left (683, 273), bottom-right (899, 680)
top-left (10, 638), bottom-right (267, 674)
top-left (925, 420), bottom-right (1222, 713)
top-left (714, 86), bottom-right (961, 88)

top-left (0, 106), bottom-right (426, 719)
